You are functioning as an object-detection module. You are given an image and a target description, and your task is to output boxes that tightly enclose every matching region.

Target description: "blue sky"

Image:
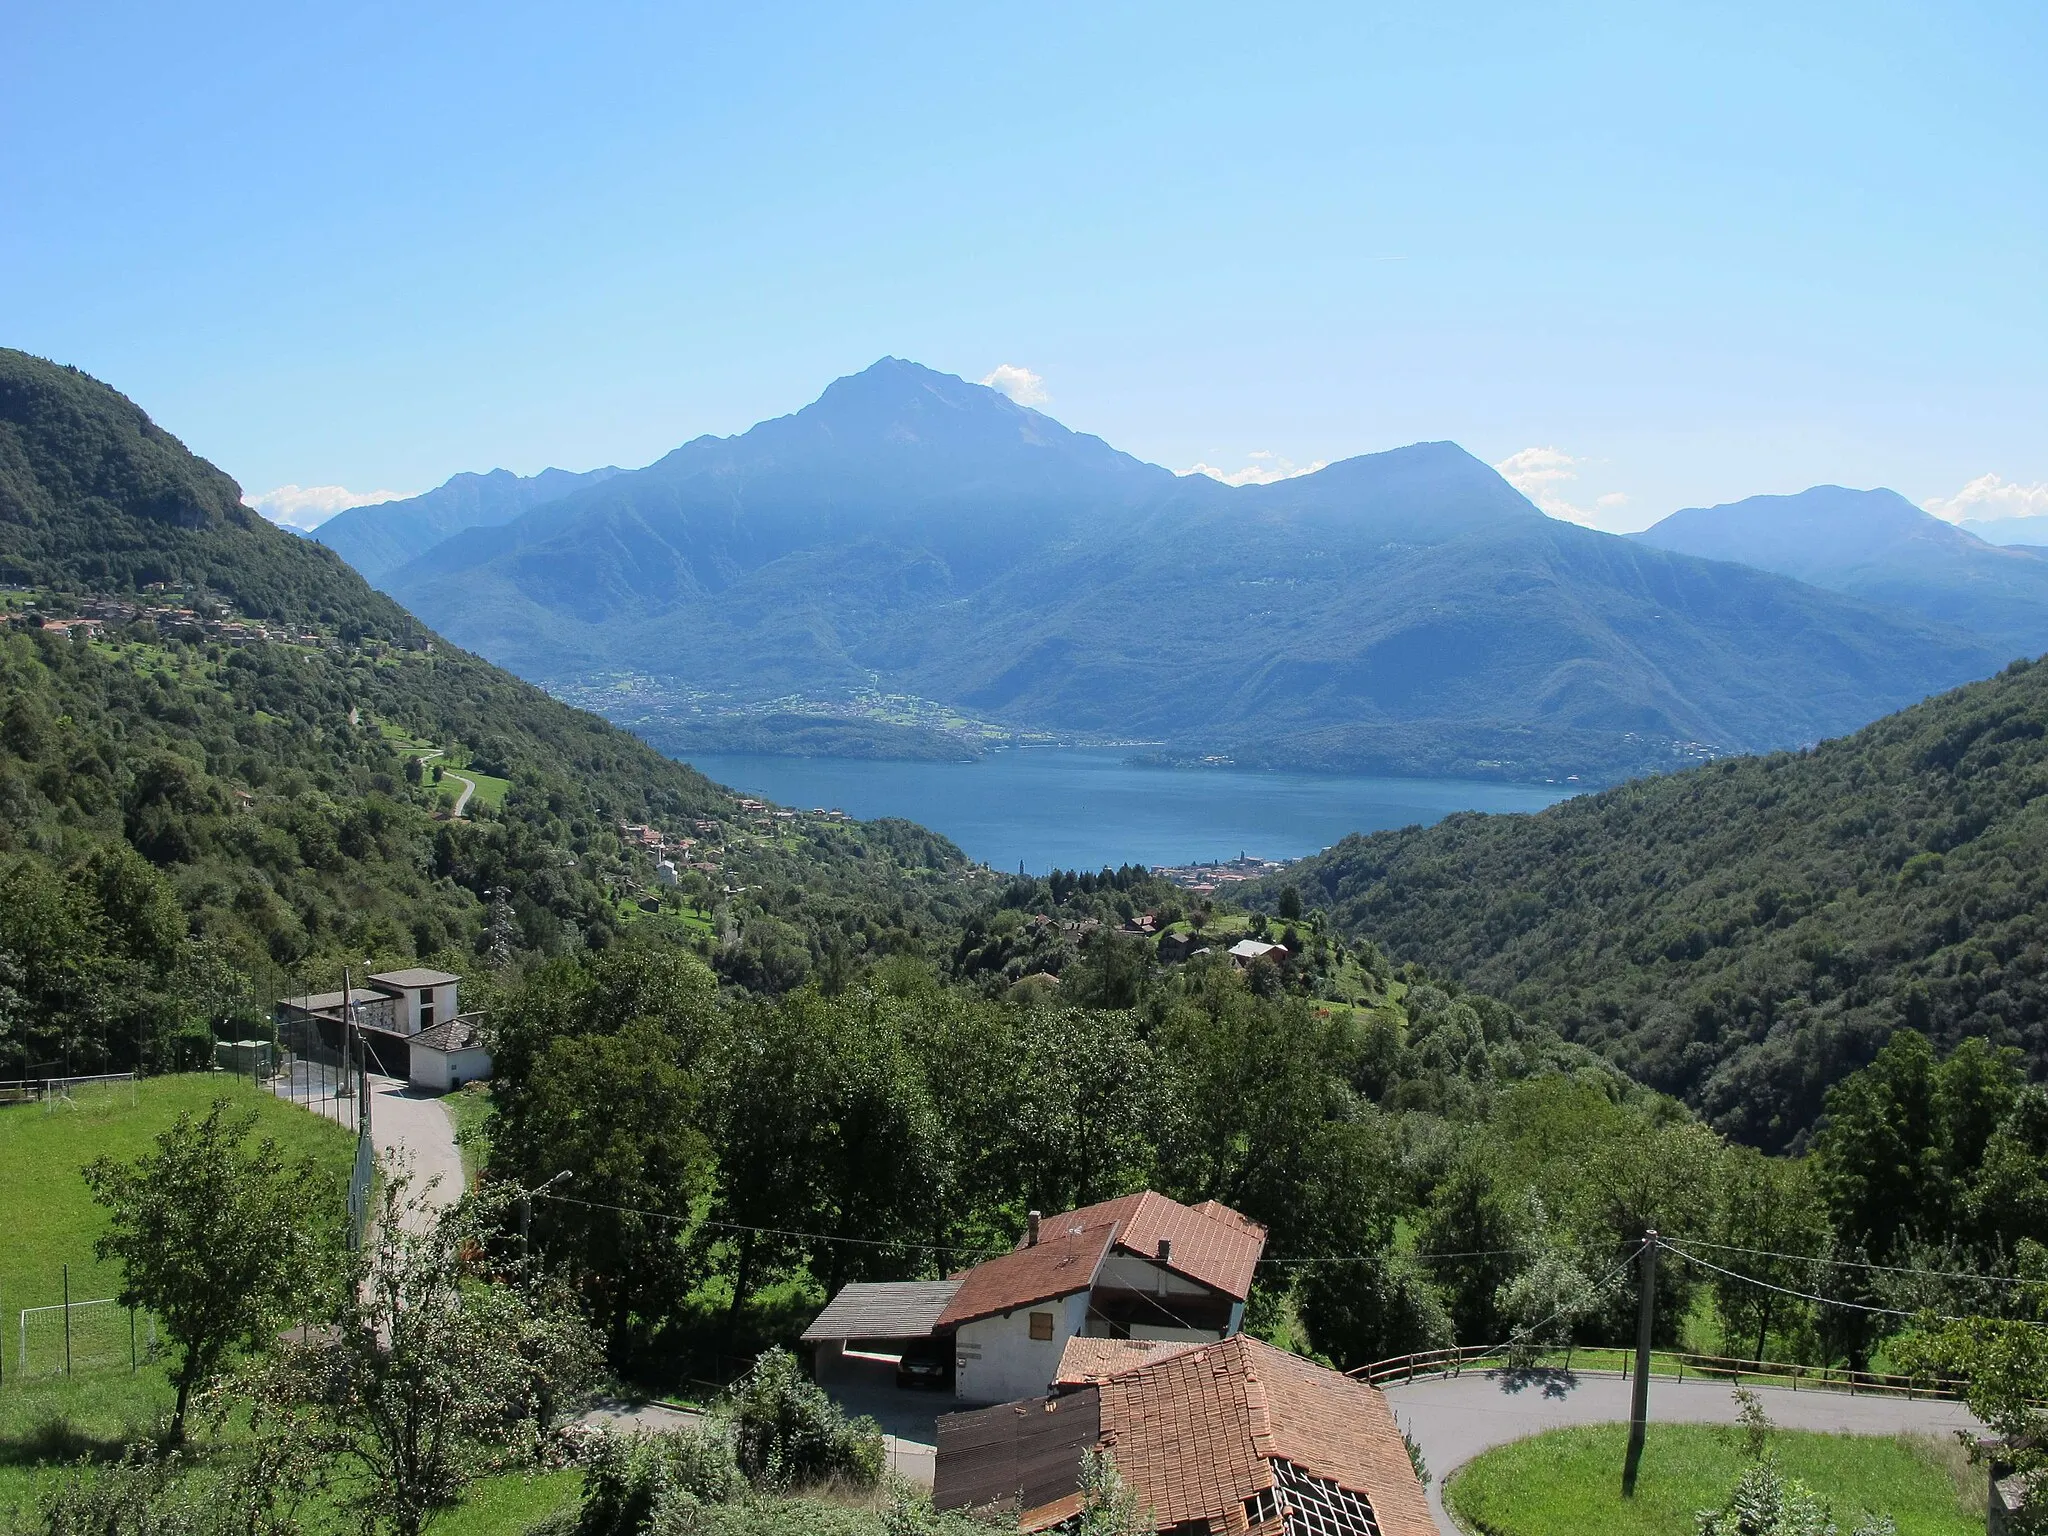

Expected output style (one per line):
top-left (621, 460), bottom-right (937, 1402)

top-left (3, 0), bottom-right (2042, 532)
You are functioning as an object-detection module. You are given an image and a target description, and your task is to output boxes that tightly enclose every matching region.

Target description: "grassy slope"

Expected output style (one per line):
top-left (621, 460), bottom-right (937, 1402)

top-left (1445, 1424), bottom-right (1983, 1536)
top-left (0, 1073), bottom-right (352, 1314)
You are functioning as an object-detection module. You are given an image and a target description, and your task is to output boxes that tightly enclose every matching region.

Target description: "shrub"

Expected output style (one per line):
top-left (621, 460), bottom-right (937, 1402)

top-left (718, 1349), bottom-right (884, 1492)
top-left (576, 1426), bottom-right (746, 1536)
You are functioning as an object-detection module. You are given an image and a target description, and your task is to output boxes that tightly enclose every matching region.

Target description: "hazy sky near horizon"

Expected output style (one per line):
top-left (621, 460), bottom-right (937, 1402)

top-left (3, 1), bottom-right (2042, 533)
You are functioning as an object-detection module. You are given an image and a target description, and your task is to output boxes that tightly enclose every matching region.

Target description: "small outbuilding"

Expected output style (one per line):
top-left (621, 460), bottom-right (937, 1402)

top-left (408, 1017), bottom-right (493, 1092)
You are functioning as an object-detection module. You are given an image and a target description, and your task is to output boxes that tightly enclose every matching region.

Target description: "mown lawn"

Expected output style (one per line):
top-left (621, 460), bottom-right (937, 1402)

top-left (1446, 1423), bottom-right (1984, 1536)
top-left (0, 1073), bottom-right (353, 1319)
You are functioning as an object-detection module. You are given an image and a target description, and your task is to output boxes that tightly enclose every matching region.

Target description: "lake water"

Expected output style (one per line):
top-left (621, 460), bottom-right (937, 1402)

top-left (682, 749), bottom-right (1573, 874)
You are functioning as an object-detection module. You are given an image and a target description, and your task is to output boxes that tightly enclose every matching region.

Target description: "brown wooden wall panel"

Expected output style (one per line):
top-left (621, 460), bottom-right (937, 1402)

top-left (934, 1389), bottom-right (1100, 1513)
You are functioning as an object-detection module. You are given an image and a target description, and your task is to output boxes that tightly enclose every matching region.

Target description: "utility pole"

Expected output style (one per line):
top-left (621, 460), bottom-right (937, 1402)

top-left (1622, 1229), bottom-right (1658, 1497)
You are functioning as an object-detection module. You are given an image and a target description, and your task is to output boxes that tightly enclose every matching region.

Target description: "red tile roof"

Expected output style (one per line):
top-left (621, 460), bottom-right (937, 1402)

top-left (1060, 1335), bottom-right (1434, 1536)
top-left (937, 1221), bottom-right (1118, 1330)
top-left (1045, 1191), bottom-right (1267, 1301)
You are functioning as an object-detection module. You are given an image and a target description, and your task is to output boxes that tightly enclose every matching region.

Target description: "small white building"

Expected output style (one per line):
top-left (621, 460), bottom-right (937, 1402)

top-left (366, 968), bottom-right (462, 1034)
top-left (275, 967), bottom-right (489, 1093)
top-left (407, 1017), bottom-right (493, 1093)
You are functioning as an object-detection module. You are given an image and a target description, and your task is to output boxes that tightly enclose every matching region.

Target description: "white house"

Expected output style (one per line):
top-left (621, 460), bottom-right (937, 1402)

top-left (1228, 938), bottom-right (1288, 967)
top-left (275, 967), bottom-right (488, 1093)
top-left (803, 1191), bottom-right (1267, 1405)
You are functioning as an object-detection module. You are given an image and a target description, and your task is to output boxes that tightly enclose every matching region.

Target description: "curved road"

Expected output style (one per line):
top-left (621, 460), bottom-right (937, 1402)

top-left (414, 750), bottom-right (476, 818)
top-left (1383, 1367), bottom-right (1985, 1534)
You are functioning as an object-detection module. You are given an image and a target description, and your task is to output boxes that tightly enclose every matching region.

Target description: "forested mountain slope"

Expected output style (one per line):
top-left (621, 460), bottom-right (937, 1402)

top-left (1250, 656), bottom-right (2048, 1149)
top-left (371, 360), bottom-right (2000, 783)
top-left (1636, 485), bottom-right (2048, 659)
top-left (314, 464), bottom-right (621, 582)
top-left (0, 348), bottom-right (982, 1076)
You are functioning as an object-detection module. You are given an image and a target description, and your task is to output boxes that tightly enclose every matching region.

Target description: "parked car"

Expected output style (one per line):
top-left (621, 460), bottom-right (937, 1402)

top-left (895, 1337), bottom-right (952, 1390)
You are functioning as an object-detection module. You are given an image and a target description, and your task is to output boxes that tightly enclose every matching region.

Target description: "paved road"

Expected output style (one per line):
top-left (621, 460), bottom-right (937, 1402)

top-left (444, 771), bottom-right (476, 817)
top-left (365, 1075), bottom-right (465, 1224)
top-left (1383, 1368), bottom-right (1986, 1534)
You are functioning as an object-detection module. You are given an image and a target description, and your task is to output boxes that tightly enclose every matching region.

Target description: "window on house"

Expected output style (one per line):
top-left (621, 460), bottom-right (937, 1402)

top-left (419, 996), bottom-right (435, 1030)
top-left (1028, 1311), bottom-right (1055, 1341)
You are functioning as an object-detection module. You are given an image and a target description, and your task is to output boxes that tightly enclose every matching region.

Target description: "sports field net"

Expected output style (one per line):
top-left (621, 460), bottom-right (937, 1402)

top-left (42, 1073), bottom-right (139, 1113)
top-left (17, 1298), bottom-right (159, 1378)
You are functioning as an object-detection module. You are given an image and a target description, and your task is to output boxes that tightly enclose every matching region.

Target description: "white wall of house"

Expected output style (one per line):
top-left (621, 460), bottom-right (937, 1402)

top-left (409, 1044), bottom-right (491, 1093)
top-left (1096, 1254), bottom-right (1217, 1298)
top-left (384, 981), bottom-right (460, 1035)
top-left (953, 1290), bottom-right (1090, 1404)
top-left (427, 982), bottom-right (458, 1030)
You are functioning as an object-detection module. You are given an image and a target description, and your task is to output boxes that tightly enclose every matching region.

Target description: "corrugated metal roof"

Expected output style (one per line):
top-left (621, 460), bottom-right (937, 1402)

top-left (800, 1280), bottom-right (963, 1343)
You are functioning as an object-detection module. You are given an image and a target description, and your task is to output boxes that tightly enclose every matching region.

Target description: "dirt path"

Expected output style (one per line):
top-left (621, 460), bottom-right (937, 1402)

top-left (1384, 1368), bottom-right (1985, 1534)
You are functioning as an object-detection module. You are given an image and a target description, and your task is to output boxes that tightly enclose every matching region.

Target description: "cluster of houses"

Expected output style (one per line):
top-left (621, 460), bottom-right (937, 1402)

top-left (1151, 855), bottom-right (1293, 896)
top-left (275, 968), bottom-right (491, 1092)
top-left (803, 1190), bottom-right (1431, 1534)
top-left (7, 592), bottom-right (335, 649)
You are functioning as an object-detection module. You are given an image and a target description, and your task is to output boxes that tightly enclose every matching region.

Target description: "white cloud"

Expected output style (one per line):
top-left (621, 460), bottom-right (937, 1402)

top-left (1493, 446), bottom-right (1612, 525)
top-left (247, 483), bottom-right (414, 531)
top-left (1179, 450), bottom-right (1328, 487)
top-left (1922, 473), bottom-right (2048, 524)
top-left (979, 364), bottom-right (1048, 406)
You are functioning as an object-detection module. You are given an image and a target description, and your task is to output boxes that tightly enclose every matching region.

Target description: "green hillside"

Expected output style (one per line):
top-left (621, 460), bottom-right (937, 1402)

top-left (1251, 656), bottom-right (2048, 1148)
top-left (0, 348), bottom-right (986, 1076)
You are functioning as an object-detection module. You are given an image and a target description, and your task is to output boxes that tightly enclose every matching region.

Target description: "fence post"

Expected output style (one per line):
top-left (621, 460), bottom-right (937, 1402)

top-left (63, 1265), bottom-right (71, 1377)
top-left (129, 1308), bottom-right (136, 1373)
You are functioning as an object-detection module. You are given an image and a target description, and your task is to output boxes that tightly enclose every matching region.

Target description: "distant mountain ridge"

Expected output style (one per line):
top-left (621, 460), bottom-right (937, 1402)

top-left (315, 464), bottom-right (622, 582)
top-left (1634, 486), bottom-right (2048, 659)
top-left (339, 360), bottom-right (2007, 783)
top-left (1962, 513), bottom-right (2048, 548)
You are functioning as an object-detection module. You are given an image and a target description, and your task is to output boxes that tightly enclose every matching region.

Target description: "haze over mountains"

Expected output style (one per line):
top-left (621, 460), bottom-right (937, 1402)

top-left (1634, 486), bottom-right (2048, 659)
top-left (315, 464), bottom-right (622, 583)
top-left (331, 360), bottom-right (2025, 784)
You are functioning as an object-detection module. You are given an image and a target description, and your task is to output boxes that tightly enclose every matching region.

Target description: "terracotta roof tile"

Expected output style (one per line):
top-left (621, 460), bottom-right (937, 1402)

top-left (1083, 1336), bottom-right (1434, 1536)
top-left (937, 1222), bottom-right (1118, 1329)
top-left (1037, 1191), bottom-right (1266, 1300)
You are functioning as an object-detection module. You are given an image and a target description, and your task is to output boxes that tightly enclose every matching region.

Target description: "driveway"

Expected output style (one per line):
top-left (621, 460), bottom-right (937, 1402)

top-left (364, 1076), bottom-right (464, 1223)
top-left (819, 1353), bottom-right (945, 1488)
top-left (1384, 1368), bottom-right (1986, 1535)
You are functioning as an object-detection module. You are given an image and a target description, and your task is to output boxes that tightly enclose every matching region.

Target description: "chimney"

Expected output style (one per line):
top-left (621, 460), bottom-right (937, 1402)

top-left (1157, 1237), bottom-right (1173, 1265)
top-left (1027, 1210), bottom-right (1042, 1247)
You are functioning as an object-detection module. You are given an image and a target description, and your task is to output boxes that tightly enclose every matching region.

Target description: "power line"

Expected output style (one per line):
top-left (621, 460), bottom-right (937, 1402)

top-left (1259, 1247), bottom-right (1530, 1267)
top-left (1659, 1239), bottom-right (1985, 1323)
top-left (533, 1188), bottom-right (1006, 1258)
top-left (1666, 1235), bottom-right (2041, 1288)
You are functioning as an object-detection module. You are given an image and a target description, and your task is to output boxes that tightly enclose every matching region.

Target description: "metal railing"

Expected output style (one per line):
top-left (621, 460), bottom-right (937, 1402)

top-left (1354, 1342), bottom-right (1962, 1400)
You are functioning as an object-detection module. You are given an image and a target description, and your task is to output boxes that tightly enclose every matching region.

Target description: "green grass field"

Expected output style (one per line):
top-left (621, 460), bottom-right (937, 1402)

top-left (0, 1074), bottom-right (353, 1330)
top-left (1445, 1423), bottom-right (1984, 1536)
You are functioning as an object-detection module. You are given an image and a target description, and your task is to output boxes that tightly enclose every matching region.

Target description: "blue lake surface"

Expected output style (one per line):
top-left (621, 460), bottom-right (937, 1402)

top-left (682, 749), bottom-right (1574, 874)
